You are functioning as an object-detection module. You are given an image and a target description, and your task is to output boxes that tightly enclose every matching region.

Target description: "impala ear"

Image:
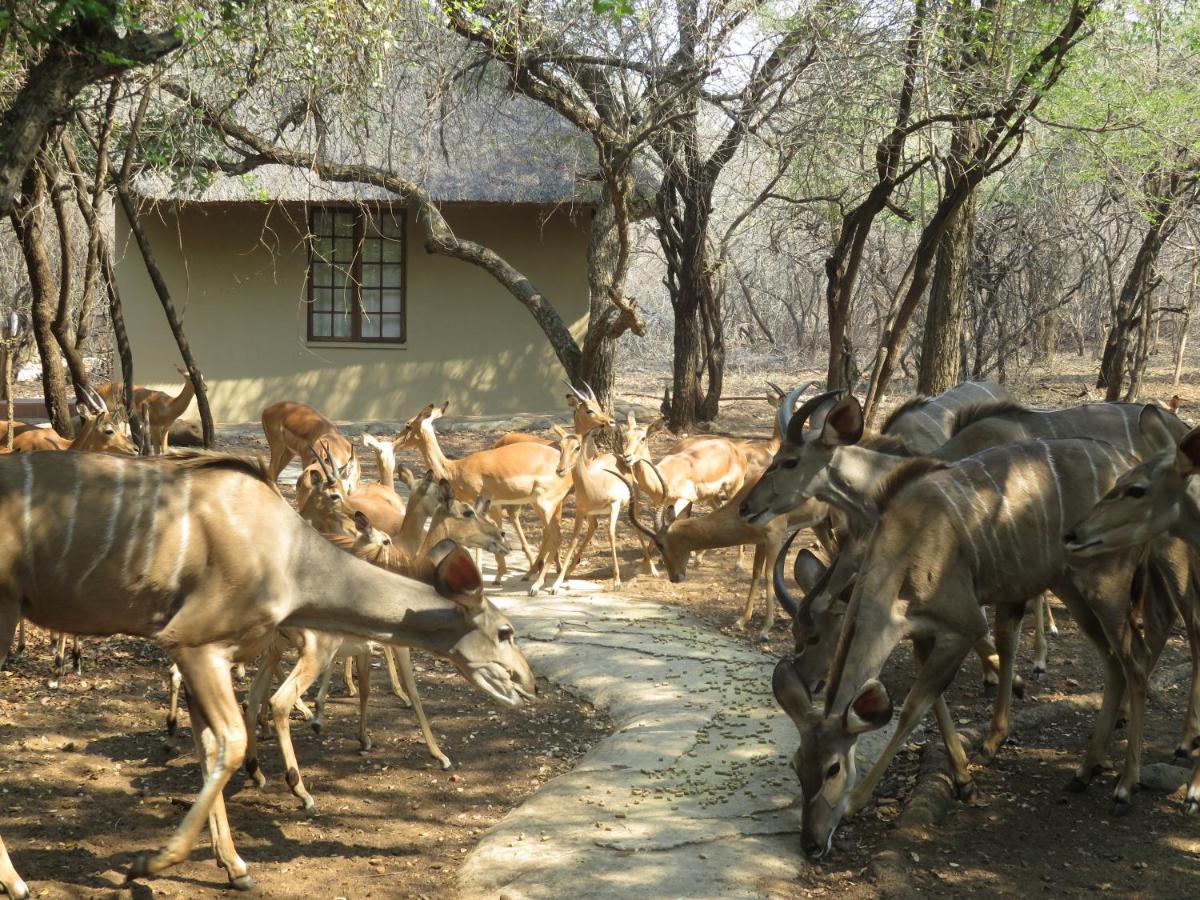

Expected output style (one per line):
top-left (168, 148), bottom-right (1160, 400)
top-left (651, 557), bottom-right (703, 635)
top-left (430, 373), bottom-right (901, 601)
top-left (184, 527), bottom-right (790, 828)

top-left (843, 679), bottom-right (893, 734)
top-left (474, 493), bottom-right (493, 516)
top-left (773, 658), bottom-right (813, 727)
top-left (353, 510), bottom-right (372, 534)
top-left (550, 423), bottom-right (568, 438)
top-left (1138, 405), bottom-right (1177, 459)
top-left (1178, 425), bottom-right (1200, 476)
top-left (565, 393), bottom-right (579, 409)
top-left (437, 478), bottom-right (454, 505)
top-left (363, 432), bottom-right (381, 450)
top-left (647, 417), bottom-right (666, 437)
top-left (821, 396), bottom-right (865, 447)
top-left (429, 539), bottom-right (484, 605)
top-left (626, 410), bottom-right (636, 428)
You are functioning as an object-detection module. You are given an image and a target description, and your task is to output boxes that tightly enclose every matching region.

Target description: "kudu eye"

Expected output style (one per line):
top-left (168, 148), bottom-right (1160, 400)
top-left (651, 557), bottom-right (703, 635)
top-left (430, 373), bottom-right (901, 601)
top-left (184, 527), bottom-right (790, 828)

top-left (463, 507), bottom-right (475, 517)
top-left (806, 634), bottom-right (821, 647)
top-left (1125, 485), bottom-right (1147, 499)
top-left (825, 761), bottom-right (841, 779)
top-left (498, 625), bottom-right (515, 643)
top-left (782, 458), bottom-right (798, 469)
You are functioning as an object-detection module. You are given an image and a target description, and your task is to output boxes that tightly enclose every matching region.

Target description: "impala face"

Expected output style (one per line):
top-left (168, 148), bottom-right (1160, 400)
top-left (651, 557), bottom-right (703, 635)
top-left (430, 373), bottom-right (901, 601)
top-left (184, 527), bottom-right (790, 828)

top-left (773, 661), bottom-right (892, 859)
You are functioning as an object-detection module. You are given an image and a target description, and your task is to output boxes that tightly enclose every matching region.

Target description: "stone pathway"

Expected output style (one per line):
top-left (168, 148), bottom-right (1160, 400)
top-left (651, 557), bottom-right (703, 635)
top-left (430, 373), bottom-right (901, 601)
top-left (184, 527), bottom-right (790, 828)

top-left (458, 576), bottom-right (895, 899)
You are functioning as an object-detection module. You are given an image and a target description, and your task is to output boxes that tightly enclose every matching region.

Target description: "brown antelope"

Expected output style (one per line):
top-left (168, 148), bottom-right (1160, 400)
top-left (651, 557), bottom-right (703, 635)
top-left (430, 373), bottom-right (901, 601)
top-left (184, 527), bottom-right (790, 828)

top-left (397, 399), bottom-right (596, 595)
top-left (1066, 408), bottom-right (1200, 812)
top-left (262, 400), bottom-right (359, 494)
top-left (246, 480), bottom-right (511, 810)
top-left (620, 464), bottom-right (830, 640)
top-left (773, 437), bottom-right (1191, 860)
top-left (0, 451), bottom-right (533, 892)
top-left (10, 388), bottom-right (138, 456)
top-left (96, 366), bottom-right (197, 453)
top-left (492, 431), bottom-right (552, 448)
top-left (548, 426), bottom-right (656, 593)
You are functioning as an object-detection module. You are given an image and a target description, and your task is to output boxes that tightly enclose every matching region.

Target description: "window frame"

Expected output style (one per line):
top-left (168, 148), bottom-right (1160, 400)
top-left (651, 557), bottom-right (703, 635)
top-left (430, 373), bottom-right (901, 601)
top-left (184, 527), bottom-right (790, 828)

top-left (306, 206), bottom-right (407, 345)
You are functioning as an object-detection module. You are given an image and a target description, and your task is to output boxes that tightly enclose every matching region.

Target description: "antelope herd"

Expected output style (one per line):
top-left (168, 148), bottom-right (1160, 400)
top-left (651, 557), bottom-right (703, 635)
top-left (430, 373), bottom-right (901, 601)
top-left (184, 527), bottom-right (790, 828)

top-left (3, 370), bottom-right (1200, 895)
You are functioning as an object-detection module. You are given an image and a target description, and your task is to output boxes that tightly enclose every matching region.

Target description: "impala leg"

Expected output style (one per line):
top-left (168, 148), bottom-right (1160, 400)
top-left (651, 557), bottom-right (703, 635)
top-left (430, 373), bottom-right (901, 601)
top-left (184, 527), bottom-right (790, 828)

top-left (607, 502), bottom-right (622, 590)
top-left (128, 645), bottom-right (252, 889)
top-left (510, 507), bottom-right (535, 569)
top-left (637, 534), bottom-right (658, 577)
top-left (1031, 594), bottom-right (1049, 680)
top-left (266, 444), bottom-right (294, 484)
top-left (242, 647), bottom-right (281, 788)
top-left (549, 510), bottom-right (589, 595)
top-left (0, 833), bottom-right (29, 900)
top-left (270, 634), bottom-right (338, 813)
top-left (848, 632), bottom-right (975, 815)
top-left (736, 545), bottom-right (766, 633)
top-left (393, 646), bottom-right (451, 769)
top-left (355, 650), bottom-right (372, 752)
top-left (313, 663), bottom-right (332, 734)
top-left (70, 636), bottom-right (82, 676)
top-left (527, 498), bottom-right (562, 596)
top-left (981, 601), bottom-right (1025, 762)
top-left (166, 664), bottom-right (184, 739)
top-left (382, 646), bottom-right (412, 707)
top-left (759, 542), bottom-right (776, 640)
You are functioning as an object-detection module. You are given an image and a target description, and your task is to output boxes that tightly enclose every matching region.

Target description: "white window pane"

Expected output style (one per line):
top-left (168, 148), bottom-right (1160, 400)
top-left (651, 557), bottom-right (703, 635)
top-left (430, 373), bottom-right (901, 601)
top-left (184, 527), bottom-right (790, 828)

top-left (362, 266), bottom-right (380, 287)
top-left (312, 211), bottom-right (332, 235)
top-left (363, 239), bottom-right (381, 263)
top-left (382, 239), bottom-right (402, 262)
top-left (312, 237), bottom-right (333, 261)
top-left (381, 289), bottom-right (402, 314)
top-left (313, 288), bottom-right (332, 312)
top-left (311, 262), bottom-right (332, 287)
top-left (382, 215), bottom-right (402, 238)
top-left (334, 213), bottom-right (355, 236)
top-left (334, 238), bottom-right (354, 262)
top-left (361, 290), bottom-right (381, 313)
top-left (381, 316), bottom-right (402, 338)
top-left (361, 315), bottom-right (380, 338)
top-left (382, 264), bottom-right (402, 287)
top-left (312, 315), bottom-right (331, 337)
top-left (333, 314), bottom-right (352, 337)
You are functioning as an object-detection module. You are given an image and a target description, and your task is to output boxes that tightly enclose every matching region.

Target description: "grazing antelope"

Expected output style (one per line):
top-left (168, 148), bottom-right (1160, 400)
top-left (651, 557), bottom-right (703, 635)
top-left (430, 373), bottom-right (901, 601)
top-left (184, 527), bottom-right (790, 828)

top-left (548, 425), bottom-right (656, 593)
top-left (620, 465), bottom-right (830, 640)
top-left (96, 366), bottom-right (197, 453)
top-left (773, 437), bottom-right (1190, 860)
top-left (261, 400), bottom-right (359, 494)
top-left (0, 451), bottom-right (533, 892)
top-left (245, 479), bottom-right (511, 809)
top-left (397, 399), bottom-right (591, 594)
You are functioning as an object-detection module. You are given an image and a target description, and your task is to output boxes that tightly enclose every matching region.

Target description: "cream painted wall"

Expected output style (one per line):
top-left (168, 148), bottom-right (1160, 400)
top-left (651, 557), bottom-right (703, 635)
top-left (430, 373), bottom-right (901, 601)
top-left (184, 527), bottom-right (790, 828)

top-left (114, 202), bottom-right (590, 423)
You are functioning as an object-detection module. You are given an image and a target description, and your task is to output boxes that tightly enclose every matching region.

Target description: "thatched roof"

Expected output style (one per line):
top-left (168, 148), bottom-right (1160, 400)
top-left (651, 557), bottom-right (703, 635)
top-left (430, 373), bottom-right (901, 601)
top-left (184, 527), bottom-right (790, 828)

top-left (136, 86), bottom-right (604, 206)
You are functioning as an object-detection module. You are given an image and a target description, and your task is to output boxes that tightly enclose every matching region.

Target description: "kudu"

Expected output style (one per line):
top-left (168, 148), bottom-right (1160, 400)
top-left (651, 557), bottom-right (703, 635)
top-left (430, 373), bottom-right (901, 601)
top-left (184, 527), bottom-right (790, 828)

top-left (262, 400), bottom-right (359, 494)
top-left (1066, 407), bottom-right (1200, 812)
top-left (0, 451), bottom-right (533, 892)
top-left (878, 379), bottom-right (1011, 453)
top-left (96, 366), bottom-right (197, 453)
top-left (773, 437), bottom-right (1191, 859)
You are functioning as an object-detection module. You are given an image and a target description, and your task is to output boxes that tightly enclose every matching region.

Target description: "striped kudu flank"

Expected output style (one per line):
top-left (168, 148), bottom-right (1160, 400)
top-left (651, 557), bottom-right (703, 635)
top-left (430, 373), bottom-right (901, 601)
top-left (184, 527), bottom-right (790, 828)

top-left (773, 437), bottom-right (1190, 859)
top-left (0, 452), bottom-right (533, 892)
top-left (1067, 407), bottom-right (1200, 814)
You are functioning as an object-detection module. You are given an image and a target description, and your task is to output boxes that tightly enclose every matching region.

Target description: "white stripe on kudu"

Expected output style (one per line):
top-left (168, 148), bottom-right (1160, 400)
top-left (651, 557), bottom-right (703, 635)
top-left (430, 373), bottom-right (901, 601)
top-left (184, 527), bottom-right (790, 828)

top-left (1083, 446), bottom-right (1102, 505)
top-left (1038, 441), bottom-right (1066, 535)
top-left (932, 479), bottom-right (981, 570)
top-left (168, 474), bottom-right (193, 591)
top-left (977, 463), bottom-right (1023, 564)
top-left (77, 465), bottom-right (124, 591)
top-left (140, 468), bottom-right (164, 581)
top-left (1121, 408), bottom-right (1134, 453)
top-left (20, 454), bottom-right (35, 582)
top-left (123, 466), bottom-right (150, 572)
top-left (61, 453), bottom-right (82, 559)
top-left (953, 466), bottom-right (1002, 574)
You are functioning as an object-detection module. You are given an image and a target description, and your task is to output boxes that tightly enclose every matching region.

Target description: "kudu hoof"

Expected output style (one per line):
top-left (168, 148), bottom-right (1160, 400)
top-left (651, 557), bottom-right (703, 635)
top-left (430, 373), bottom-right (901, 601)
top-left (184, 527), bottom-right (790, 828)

top-left (310, 720), bottom-right (323, 736)
top-left (1174, 747), bottom-right (1193, 766)
top-left (125, 851), bottom-right (153, 883)
top-left (1184, 798), bottom-right (1199, 817)
top-left (1115, 717), bottom-right (1128, 731)
top-left (1064, 775), bottom-right (1090, 794)
top-left (1111, 798), bottom-right (1133, 817)
top-left (1012, 680), bottom-right (1026, 700)
top-left (1032, 666), bottom-right (1046, 682)
top-left (245, 758), bottom-right (267, 788)
top-left (955, 778), bottom-right (978, 801)
top-left (981, 681), bottom-right (997, 699)
top-left (436, 755), bottom-right (452, 770)
top-left (229, 873), bottom-right (257, 892)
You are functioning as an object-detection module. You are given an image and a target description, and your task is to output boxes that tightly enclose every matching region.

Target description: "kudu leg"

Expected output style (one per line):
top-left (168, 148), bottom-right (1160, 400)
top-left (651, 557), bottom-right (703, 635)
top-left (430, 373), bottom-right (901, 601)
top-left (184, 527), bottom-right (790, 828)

top-left (48, 632), bottom-right (67, 689)
top-left (1031, 594), bottom-right (1050, 680)
top-left (243, 647), bottom-right (282, 788)
top-left (381, 646), bottom-right (413, 707)
top-left (847, 633), bottom-right (975, 816)
top-left (0, 832), bottom-right (29, 900)
top-left (981, 602), bottom-right (1026, 762)
top-left (0, 604), bottom-right (22, 672)
top-left (128, 645), bottom-right (252, 890)
top-left (393, 646), bottom-right (451, 769)
top-left (1170, 570), bottom-right (1200, 762)
top-left (70, 636), bottom-right (82, 676)
top-left (343, 656), bottom-right (358, 697)
top-left (355, 650), bottom-right (372, 752)
top-left (166, 664), bottom-right (184, 739)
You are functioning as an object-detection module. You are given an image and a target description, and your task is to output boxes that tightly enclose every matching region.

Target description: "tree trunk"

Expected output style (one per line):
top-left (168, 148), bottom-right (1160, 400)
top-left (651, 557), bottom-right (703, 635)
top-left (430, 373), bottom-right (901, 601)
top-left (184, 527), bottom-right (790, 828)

top-left (116, 187), bottom-right (216, 448)
top-left (918, 191), bottom-right (976, 394)
top-left (671, 304), bottom-right (704, 432)
top-left (11, 165), bottom-right (72, 435)
top-left (1174, 256), bottom-right (1197, 387)
top-left (578, 184), bottom-right (625, 410)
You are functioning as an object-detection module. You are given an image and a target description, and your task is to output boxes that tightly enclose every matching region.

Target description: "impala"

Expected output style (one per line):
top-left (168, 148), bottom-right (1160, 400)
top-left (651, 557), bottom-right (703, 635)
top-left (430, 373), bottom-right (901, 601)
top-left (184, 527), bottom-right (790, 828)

top-left (0, 451), bottom-right (533, 893)
top-left (262, 400), bottom-right (359, 494)
top-left (96, 366), bottom-right (197, 453)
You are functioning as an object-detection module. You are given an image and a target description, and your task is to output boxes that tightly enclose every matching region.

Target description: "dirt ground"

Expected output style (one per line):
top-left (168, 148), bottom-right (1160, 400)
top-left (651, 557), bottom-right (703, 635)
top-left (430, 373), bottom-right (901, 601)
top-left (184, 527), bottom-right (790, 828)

top-left (5, 349), bottom-right (1200, 897)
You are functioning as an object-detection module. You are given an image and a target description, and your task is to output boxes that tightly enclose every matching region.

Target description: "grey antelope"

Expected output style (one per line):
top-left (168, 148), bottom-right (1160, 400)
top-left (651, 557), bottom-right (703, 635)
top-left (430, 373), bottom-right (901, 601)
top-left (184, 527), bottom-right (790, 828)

top-left (397, 400), bottom-right (589, 595)
top-left (619, 460), bottom-right (831, 641)
top-left (0, 451), bottom-right (533, 893)
top-left (262, 400), bottom-right (359, 494)
top-left (549, 425), bottom-right (657, 593)
top-left (96, 366), bottom-right (197, 454)
top-left (772, 437), bottom-right (1192, 859)
top-left (878, 379), bottom-right (1012, 453)
top-left (1066, 407), bottom-right (1200, 812)
top-left (244, 477), bottom-right (511, 812)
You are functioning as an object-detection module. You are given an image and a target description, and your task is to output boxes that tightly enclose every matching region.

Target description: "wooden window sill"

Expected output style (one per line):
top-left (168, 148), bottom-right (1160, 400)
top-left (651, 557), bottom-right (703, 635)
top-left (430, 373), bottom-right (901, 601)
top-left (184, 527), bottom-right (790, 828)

top-left (305, 341), bottom-right (408, 351)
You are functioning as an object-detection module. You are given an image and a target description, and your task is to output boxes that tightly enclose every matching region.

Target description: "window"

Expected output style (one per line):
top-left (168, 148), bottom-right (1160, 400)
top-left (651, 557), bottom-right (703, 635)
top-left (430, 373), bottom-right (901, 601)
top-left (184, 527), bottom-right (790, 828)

top-left (308, 208), bottom-right (406, 343)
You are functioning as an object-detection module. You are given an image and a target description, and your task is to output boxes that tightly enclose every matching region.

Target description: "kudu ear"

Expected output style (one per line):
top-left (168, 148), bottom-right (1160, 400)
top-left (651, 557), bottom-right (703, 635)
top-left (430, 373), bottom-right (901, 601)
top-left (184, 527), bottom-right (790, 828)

top-left (1178, 426), bottom-right (1200, 476)
top-left (565, 393), bottom-right (579, 409)
top-left (821, 396), bottom-right (865, 448)
top-left (647, 416), bottom-right (666, 437)
top-left (1138, 405), bottom-right (1177, 459)
top-left (773, 658), bottom-right (813, 727)
top-left (436, 478), bottom-right (454, 506)
top-left (428, 539), bottom-right (484, 606)
top-left (843, 679), bottom-right (893, 734)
